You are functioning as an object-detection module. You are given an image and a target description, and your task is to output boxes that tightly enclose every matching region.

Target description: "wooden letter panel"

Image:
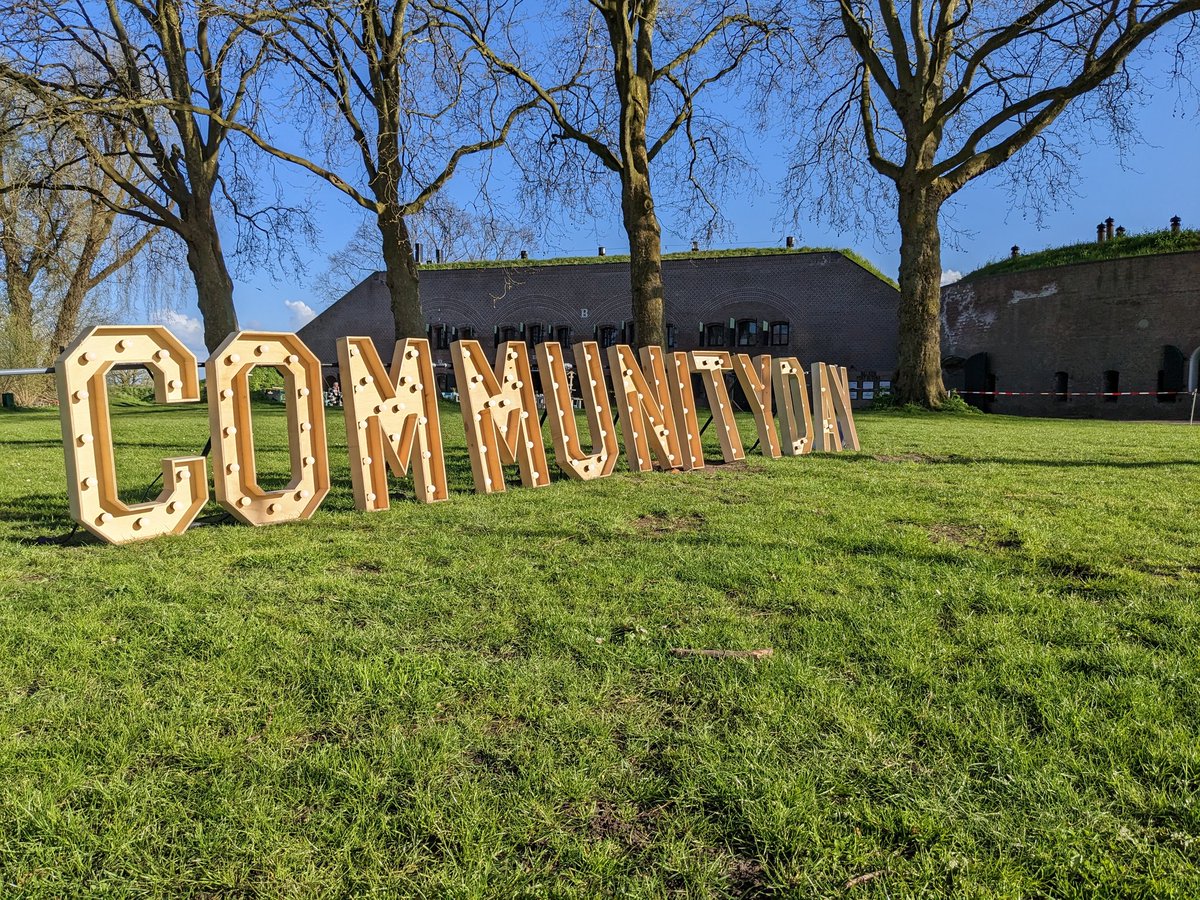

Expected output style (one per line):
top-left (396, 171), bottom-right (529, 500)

top-left (208, 332), bottom-right (330, 524)
top-left (337, 337), bottom-right (448, 509)
top-left (56, 325), bottom-right (209, 544)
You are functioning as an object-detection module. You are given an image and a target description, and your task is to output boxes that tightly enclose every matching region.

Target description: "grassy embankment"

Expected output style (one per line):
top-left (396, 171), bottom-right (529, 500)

top-left (968, 228), bottom-right (1200, 279)
top-left (1, 400), bottom-right (1198, 897)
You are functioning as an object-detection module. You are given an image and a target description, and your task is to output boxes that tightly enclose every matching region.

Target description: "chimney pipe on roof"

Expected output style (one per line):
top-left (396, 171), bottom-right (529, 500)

top-left (1171, 215), bottom-right (1182, 233)
top-left (519, 249), bottom-right (528, 260)
top-left (1097, 223), bottom-right (1106, 243)
top-left (598, 246), bottom-right (606, 256)
top-left (785, 235), bottom-right (795, 249)
top-left (435, 247), bottom-right (443, 263)
top-left (691, 240), bottom-right (699, 252)
top-left (414, 242), bottom-right (422, 264)
top-left (1011, 245), bottom-right (1020, 258)
top-left (1115, 226), bottom-right (1126, 238)
top-left (1106, 217), bottom-right (1115, 241)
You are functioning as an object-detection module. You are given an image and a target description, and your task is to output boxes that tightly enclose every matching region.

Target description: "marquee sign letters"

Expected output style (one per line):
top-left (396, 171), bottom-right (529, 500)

top-left (54, 325), bottom-right (860, 545)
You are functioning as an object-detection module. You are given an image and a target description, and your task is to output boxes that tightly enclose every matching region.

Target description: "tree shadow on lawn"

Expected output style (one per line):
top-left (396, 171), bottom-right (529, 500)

top-left (828, 453), bottom-right (1200, 469)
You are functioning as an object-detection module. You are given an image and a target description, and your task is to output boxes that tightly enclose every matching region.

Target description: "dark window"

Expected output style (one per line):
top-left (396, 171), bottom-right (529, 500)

top-left (735, 319), bottom-right (758, 347)
top-left (666, 324), bottom-right (676, 349)
top-left (555, 326), bottom-right (572, 345)
top-left (599, 326), bottom-right (618, 348)
top-left (500, 325), bottom-right (520, 344)
top-left (457, 325), bottom-right (475, 342)
top-left (769, 321), bottom-right (790, 346)
top-left (1054, 371), bottom-right (1069, 401)
top-left (704, 322), bottom-right (726, 347)
top-left (1159, 345), bottom-right (1186, 402)
top-left (434, 324), bottom-right (450, 350)
top-left (527, 323), bottom-right (543, 345)
top-left (1103, 369), bottom-right (1119, 402)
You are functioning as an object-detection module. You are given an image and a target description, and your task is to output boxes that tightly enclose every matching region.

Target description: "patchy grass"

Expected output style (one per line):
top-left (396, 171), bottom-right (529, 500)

top-left (968, 228), bottom-right (1200, 279)
top-left (1, 402), bottom-right (1199, 898)
top-left (419, 246), bottom-right (899, 289)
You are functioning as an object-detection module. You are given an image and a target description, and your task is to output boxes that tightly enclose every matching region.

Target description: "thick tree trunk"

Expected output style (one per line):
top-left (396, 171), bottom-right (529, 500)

top-left (49, 236), bottom-right (103, 359)
top-left (2, 273), bottom-right (37, 365)
top-left (621, 169), bottom-right (666, 350)
top-left (50, 278), bottom-right (91, 361)
top-left (182, 202), bottom-right (238, 353)
top-left (377, 208), bottom-right (424, 340)
top-left (895, 182), bottom-right (949, 407)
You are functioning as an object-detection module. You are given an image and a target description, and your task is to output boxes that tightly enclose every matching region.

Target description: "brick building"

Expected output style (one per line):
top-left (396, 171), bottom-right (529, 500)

top-left (941, 248), bottom-right (1200, 418)
top-left (298, 248), bottom-right (900, 401)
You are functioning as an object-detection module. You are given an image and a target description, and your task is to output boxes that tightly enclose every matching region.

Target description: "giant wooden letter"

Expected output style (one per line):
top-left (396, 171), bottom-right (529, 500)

top-left (731, 353), bottom-right (781, 458)
top-left (772, 357), bottom-right (814, 456)
top-left (668, 351), bottom-right (705, 471)
top-left (827, 365), bottom-right (861, 451)
top-left (688, 352), bottom-right (745, 463)
top-left (452, 339), bottom-right (551, 494)
top-left (809, 362), bottom-right (841, 452)
top-left (208, 332), bottom-right (330, 524)
top-left (607, 345), bottom-right (684, 472)
top-left (536, 341), bottom-right (618, 480)
top-left (337, 337), bottom-right (448, 509)
top-left (55, 326), bottom-right (208, 544)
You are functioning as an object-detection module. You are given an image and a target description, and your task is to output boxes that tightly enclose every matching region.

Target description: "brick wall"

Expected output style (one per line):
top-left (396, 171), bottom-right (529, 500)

top-left (941, 250), bottom-right (1200, 419)
top-left (299, 251), bottom-right (900, 397)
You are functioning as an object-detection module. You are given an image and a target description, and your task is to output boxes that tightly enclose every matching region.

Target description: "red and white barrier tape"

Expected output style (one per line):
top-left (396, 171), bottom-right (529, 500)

top-left (956, 390), bottom-right (1192, 397)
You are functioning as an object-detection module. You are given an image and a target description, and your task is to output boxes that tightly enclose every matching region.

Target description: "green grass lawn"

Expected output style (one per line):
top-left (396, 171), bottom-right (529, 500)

top-left (1, 401), bottom-right (1198, 898)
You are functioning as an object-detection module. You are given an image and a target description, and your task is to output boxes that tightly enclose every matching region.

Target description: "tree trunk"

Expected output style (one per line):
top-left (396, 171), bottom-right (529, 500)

top-left (49, 235), bottom-right (104, 359)
top-left (621, 168), bottom-right (666, 349)
top-left (182, 202), bottom-right (238, 352)
top-left (377, 208), bottom-right (424, 341)
top-left (2, 271), bottom-right (37, 366)
top-left (895, 181), bottom-right (949, 407)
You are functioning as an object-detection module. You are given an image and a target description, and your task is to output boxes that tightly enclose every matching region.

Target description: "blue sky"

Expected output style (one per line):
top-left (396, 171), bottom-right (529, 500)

top-left (171, 56), bottom-right (1197, 344)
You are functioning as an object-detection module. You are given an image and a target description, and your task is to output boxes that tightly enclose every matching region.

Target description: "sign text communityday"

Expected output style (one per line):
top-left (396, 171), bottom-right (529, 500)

top-left (53, 325), bottom-right (860, 545)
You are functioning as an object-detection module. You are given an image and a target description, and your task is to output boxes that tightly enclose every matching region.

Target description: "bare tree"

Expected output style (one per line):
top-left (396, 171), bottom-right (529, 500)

top-left (0, 94), bottom-right (155, 402)
top-left (199, 0), bottom-right (541, 340)
top-left (0, 0), bottom-right (302, 352)
top-left (313, 199), bottom-right (535, 306)
top-left (787, 0), bottom-right (1200, 407)
top-left (434, 0), bottom-right (785, 348)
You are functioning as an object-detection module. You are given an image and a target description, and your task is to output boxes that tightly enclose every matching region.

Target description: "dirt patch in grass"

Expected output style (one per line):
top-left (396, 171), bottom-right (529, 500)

top-left (588, 801), bottom-right (651, 851)
top-left (927, 523), bottom-right (984, 546)
top-left (874, 453), bottom-right (935, 463)
top-left (926, 523), bottom-right (1025, 550)
top-left (634, 511), bottom-right (706, 534)
top-left (727, 856), bottom-right (766, 893)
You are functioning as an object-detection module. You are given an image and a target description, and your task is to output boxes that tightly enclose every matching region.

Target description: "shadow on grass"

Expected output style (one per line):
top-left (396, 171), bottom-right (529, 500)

top-left (827, 454), bottom-right (1200, 469)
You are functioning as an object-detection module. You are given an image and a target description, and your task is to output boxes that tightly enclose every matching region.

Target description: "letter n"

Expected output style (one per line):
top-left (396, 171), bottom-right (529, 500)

top-left (607, 344), bottom-right (684, 472)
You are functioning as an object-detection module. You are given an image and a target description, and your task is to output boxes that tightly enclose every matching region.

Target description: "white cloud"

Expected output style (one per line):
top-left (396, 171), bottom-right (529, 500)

top-left (285, 299), bottom-right (317, 329)
top-left (158, 309), bottom-right (206, 352)
top-left (940, 269), bottom-right (963, 286)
